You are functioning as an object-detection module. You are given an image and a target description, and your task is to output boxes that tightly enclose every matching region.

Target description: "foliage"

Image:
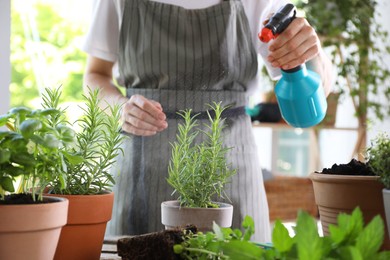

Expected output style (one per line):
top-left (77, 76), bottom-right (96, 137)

top-left (174, 208), bottom-right (390, 260)
top-left (45, 87), bottom-right (124, 195)
top-left (167, 102), bottom-right (236, 208)
top-left (0, 92), bottom-right (76, 201)
top-left (367, 132), bottom-right (390, 189)
top-left (11, 1), bottom-right (87, 108)
top-left (297, 0), bottom-right (390, 123)
top-left (0, 86), bottom-right (124, 201)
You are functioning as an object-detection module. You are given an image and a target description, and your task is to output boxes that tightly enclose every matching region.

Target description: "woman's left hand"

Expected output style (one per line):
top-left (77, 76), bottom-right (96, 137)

top-left (267, 17), bottom-right (320, 70)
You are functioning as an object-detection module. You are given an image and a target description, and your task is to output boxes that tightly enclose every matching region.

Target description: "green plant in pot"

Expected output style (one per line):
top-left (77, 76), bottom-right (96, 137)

top-left (0, 94), bottom-right (72, 260)
top-left (297, 0), bottom-right (390, 157)
top-left (367, 132), bottom-right (390, 239)
top-left (40, 87), bottom-right (124, 260)
top-left (161, 102), bottom-right (236, 231)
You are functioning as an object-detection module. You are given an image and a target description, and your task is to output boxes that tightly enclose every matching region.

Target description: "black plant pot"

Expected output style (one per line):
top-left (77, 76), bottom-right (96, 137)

top-left (250, 103), bottom-right (282, 123)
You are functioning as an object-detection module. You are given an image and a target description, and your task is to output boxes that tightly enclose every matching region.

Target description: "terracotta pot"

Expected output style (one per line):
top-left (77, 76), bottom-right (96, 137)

top-left (161, 200), bottom-right (233, 232)
top-left (0, 196), bottom-right (68, 260)
top-left (46, 192), bottom-right (114, 260)
top-left (310, 172), bottom-right (390, 248)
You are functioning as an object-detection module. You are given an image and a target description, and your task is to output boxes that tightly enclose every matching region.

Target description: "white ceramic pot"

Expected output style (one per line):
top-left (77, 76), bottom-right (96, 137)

top-left (161, 200), bottom-right (233, 232)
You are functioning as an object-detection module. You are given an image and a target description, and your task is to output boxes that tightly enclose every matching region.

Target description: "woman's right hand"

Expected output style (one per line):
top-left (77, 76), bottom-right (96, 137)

top-left (121, 94), bottom-right (168, 136)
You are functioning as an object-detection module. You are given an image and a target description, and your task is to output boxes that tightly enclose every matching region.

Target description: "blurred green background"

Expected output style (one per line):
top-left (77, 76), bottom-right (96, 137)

top-left (10, 0), bottom-right (89, 108)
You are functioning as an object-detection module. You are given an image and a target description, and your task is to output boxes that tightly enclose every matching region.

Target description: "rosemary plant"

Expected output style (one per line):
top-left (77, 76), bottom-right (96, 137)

top-left (167, 102), bottom-right (236, 208)
top-left (47, 87), bottom-right (124, 195)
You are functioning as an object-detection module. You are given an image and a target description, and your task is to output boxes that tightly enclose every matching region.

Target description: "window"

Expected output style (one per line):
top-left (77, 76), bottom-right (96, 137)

top-left (10, 0), bottom-right (91, 108)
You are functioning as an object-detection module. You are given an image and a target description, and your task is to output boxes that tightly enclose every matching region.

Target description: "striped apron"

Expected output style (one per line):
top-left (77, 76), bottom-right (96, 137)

top-left (107, 0), bottom-right (271, 242)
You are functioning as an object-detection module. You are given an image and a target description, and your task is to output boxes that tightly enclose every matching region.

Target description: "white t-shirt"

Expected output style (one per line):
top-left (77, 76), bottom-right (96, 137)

top-left (82, 0), bottom-right (289, 81)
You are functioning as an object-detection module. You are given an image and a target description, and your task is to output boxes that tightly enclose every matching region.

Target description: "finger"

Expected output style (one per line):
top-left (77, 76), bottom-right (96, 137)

top-left (268, 29), bottom-right (310, 63)
top-left (130, 95), bottom-right (166, 120)
top-left (268, 18), bottom-right (307, 52)
top-left (280, 45), bottom-right (319, 70)
top-left (270, 35), bottom-right (319, 68)
top-left (150, 99), bottom-right (164, 111)
top-left (121, 122), bottom-right (158, 136)
top-left (124, 111), bottom-right (160, 131)
top-left (123, 103), bottom-right (167, 129)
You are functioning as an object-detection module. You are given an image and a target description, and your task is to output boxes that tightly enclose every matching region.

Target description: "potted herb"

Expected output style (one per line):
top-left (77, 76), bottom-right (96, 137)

top-left (367, 132), bottom-right (390, 238)
top-left (310, 135), bottom-right (390, 249)
top-left (42, 87), bottom-right (124, 260)
top-left (0, 97), bottom-right (72, 260)
top-left (161, 102), bottom-right (236, 231)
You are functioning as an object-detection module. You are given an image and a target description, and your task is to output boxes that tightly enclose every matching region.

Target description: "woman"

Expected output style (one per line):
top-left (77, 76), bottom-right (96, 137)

top-left (82, 0), bottom-right (332, 242)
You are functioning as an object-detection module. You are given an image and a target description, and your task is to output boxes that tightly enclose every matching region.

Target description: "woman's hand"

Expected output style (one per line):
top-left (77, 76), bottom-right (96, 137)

top-left (121, 94), bottom-right (168, 136)
top-left (267, 17), bottom-right (320, 70)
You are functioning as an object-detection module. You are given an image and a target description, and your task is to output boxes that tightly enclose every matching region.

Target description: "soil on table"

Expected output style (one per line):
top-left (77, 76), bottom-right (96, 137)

top-left (117, 226), bottom-right (197, 260)
top-left (318, 159), bottom-right (375, 176)
top-left (0, 193), bottom-right (50, 205)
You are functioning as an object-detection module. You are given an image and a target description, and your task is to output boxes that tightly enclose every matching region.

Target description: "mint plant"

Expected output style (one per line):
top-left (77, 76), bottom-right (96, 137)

top-left (167, 102), bottom-right (236, 208)
top-left (174, 208), bottom-right (390, 259)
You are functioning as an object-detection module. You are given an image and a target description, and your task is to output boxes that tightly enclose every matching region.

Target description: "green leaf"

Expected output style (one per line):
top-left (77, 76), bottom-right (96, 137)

top-left (355, 215), bottom-right (384, 259)
top-left (33, 108), bottom-right (59, 117)
top-left (0, 115), bottom-right (10, 126)
top-left (62, 151), bottom-right (84, 165)
top-left (42, 133), bottom-right (60, 149)
top-left (5, 165), bottom-right (26, 177)
top-left (272, 220), bottom-right (294, 252)
top-left (11, 152), bottom-right (35, 166)
top-left (339, 246), bottom-right (363, 260)
top-left (329, 208), bottom-right (364, 245)
top-left (58, 173), bottom-right (67, 190)
top-left (56, 124), bottom-right (76, 143)
top-left (0, 131), bottom-right (11, 139)
top-left (295, 211), bottom-right (323, 260)
top-left (8, 107), bottom-right (31, 116)
top-left (242, 215), bottom-right (255, 241)
top-left (20, 119), bottom-right (42, 138)
top-left (220, 240), bottom-right (264, 259)
top-left (0, 148), bottom-right (11, 164)
top-left (0, 176), bottom-right (15, 192)
top-left (213, 221), bottom-right (224, 241)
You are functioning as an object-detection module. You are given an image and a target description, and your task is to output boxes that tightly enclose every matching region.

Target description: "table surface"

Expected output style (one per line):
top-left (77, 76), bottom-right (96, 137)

top-left (100, 237), bottom-right (123, 260)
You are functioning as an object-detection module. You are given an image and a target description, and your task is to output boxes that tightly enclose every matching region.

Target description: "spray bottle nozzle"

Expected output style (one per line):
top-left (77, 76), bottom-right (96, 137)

top-left (258, 3), bottom-right (296, 43)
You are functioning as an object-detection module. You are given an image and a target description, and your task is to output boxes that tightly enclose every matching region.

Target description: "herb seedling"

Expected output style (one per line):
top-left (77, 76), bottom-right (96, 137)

top-left (174, 208), bottom-right (390, 259)
top-left (46, 87), bottom-right (124, 195)
top-left (167, 102), bottom-right (236, 208)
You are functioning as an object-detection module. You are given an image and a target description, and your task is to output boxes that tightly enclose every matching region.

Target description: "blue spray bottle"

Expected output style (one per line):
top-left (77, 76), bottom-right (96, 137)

top-left (258, 3), bottom-right (327, 128)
